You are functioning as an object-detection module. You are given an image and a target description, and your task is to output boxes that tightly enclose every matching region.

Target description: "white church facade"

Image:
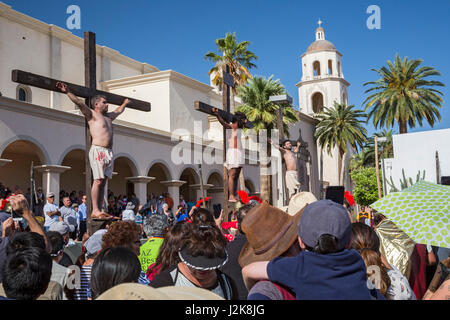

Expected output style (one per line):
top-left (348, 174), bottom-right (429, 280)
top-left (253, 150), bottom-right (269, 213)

top-left (0, 3), bottom-right (346, 210)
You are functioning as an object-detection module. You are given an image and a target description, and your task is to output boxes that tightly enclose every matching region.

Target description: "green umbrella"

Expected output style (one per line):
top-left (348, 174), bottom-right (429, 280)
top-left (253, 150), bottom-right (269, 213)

top-left (371, 180), bottom-right (450, 248)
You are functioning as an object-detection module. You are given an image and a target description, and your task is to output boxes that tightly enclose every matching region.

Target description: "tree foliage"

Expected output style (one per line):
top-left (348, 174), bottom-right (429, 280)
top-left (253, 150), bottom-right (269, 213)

top-left (350, 167), bottom-right (380, 206)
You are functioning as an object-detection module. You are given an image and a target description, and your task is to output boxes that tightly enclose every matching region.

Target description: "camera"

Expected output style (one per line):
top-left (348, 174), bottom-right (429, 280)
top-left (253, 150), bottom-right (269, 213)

top-left (11, 208), bottom-right (23, 222)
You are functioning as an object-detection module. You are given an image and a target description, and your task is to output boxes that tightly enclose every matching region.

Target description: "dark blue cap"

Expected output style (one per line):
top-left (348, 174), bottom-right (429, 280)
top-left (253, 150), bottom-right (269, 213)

top-left (298, 199), bottom-right (352, 250)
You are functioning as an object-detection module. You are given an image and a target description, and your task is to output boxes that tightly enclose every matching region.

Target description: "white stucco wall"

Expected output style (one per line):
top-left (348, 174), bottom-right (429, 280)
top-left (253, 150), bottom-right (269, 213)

top-left (387, 129), bottom-right (450, 192)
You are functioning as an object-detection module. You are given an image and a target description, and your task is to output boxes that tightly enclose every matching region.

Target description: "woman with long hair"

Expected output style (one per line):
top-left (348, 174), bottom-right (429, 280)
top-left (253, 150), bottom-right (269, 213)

top-left (351, 222), bottom-right (416, 300)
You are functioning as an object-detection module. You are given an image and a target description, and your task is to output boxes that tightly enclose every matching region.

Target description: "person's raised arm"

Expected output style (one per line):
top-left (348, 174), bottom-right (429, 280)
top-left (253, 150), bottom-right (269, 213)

top-left (268, 138), bottom-right (285, 153)
top-left (56, 82), bottom-right (92, 120)
top-left (10, 194), bottom-right (49, 252)
top-left (241, 261), bottom-right (269, 291)
top-left (293, 141), bottom-right (301, 153)
top-left (211, 107), bottom-right (232, 129)
top-left (108, 98), bottom-right (131, 121)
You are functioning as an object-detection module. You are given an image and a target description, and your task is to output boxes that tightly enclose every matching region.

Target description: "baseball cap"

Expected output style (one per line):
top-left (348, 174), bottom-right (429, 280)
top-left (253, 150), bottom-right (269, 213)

top-left (48, 221), bottom-right (71, 235)
top-left (297, 199), bottom-right (352, 251)
top-left (84, 229), bottom-right (107, 256)
top-left (47, 192), bottom-right (55, 198)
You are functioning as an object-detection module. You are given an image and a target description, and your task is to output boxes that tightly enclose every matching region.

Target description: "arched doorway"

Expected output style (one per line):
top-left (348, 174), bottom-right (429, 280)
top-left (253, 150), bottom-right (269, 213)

top-left (179, 167), bottom-right (200, 203)
top-left (60, 149), bottom-right (85, 202)
top-left (147, 162), bottom-right (171, 199)
top-left (245, 179), bottom-right (256, 195)
top-left (207, 171), bottom-right (223, 209)
top-left (312, 92), bottom-right (324, 113)
top-left (0, 140), bottom-right (45, 194)
top-left (110, 156), bottom-right (138, 199)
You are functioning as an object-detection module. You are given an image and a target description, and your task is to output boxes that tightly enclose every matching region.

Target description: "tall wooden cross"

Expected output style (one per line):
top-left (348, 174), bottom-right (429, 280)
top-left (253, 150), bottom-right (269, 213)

top-left (194, 65), bottom-right (252, 221)
top-left (269, 94), bottom-right (293, 206)
top-left (12, 31), bottom-right (151, 228)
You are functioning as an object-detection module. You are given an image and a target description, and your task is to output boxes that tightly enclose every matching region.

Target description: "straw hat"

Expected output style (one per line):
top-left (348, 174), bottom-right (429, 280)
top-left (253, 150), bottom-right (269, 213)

top-left (238, 201), bottom-right (304, 268)
top-left (96, 283), bottom-right (224, 300)
top-left (287, 192), bottom-right (317, 216)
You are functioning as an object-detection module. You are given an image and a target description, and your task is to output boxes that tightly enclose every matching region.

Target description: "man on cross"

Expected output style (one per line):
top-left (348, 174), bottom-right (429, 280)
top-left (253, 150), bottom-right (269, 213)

top-left (270, 139), bottom-right (302, 200)
top-left (211, 107), bottom-right (248, 202)
top-left (56, 82), bottom-right (131, 219)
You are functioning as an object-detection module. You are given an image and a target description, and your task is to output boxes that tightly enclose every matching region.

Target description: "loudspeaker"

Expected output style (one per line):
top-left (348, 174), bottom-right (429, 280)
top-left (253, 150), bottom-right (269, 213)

top-left (441, 176), bottom-right (450, 186)
top-left (325, 186), bottom-right (345, 205)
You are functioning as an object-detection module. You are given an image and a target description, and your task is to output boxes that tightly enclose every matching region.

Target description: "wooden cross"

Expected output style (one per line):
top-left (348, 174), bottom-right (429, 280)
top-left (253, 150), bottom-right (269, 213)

top-left (269, 94), bottom-right (293, 206)
top-left (194, 64), bottom-right (252, 221)
top-left (12, 31), bottom-right (151, 228)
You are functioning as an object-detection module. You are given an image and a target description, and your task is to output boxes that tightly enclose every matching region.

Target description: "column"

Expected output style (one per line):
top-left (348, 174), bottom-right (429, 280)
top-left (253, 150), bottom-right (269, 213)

top-left (35, 165), bottom-right (71, 205)
top-left (160, 180), bottom-right (187, 210)
top-left (125, 176), bottom-right (155, 208)
top-left (189, 184), bottom-right (214, 202)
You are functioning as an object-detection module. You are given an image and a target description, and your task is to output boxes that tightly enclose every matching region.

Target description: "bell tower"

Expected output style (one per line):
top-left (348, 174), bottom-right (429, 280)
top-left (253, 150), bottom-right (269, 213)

top-left (297, 20), bottom-right (352, 189)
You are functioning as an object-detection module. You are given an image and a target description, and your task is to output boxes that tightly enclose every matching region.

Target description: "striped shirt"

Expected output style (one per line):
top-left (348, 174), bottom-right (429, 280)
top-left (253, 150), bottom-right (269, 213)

top-left (74, 264), bottom-right (92, 300)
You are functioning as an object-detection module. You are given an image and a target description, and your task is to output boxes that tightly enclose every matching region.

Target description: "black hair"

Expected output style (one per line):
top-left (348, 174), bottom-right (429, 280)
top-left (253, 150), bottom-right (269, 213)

top-left (46, 231), bottom-right (65, 257)
top-left (236, 203), bottom-right (257, 235)
top-left (90, 246), bottom-right (142, 299)
top-left (6, 232), bottom-right (46, 256)
top-left (2, 246), bottom-right (52, 300)
top-left (282, 139), bottom-right (291, 147)
top-left (231, 112), bottom-right (247, 128)
top-left (90, 95), bottom-right (106, 107)
top-left (190, 207), bottom-right (216, 226)
top-left (182, 223), bottom-right (227, 260)
top-left (304, 234), bottom-right (341, 254)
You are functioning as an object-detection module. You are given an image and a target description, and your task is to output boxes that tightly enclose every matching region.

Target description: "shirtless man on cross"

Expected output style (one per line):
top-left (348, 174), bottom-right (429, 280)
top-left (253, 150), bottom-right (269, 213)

top-left (270, 139), bottom-right (302, 200)
top-left (56, 82), bottom-right (130, 218)
top-left (211, 107), bottom-right (248, 202)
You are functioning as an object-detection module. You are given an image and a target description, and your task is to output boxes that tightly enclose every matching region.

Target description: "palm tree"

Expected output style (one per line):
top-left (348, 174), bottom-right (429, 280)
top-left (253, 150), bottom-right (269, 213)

top-left (354, 129), bottom-right (394, 167)
top-left (363, 54), bottom-right (444, 134)
top-left (236, 76), bottom-right (299, 202)
top-left (315, 102), bottom-right (368, 186)
top-left (205, 33), bottom-right (257, 197)
top-left (204, 32), bottom-right (257, 110)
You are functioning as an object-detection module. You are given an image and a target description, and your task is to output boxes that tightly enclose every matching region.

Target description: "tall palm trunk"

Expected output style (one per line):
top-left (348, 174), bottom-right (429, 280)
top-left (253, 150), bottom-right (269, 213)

top-left (399, 119), bottom-right (408, 134)
top-left (338, 148), bottom-right (346, 186)
top-left (260, 140), bottom-right (272, 203)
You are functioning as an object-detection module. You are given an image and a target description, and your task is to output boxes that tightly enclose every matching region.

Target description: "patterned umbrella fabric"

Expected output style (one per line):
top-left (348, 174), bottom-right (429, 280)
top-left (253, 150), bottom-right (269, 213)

top-left (370, 180), bottom-right (450, 248)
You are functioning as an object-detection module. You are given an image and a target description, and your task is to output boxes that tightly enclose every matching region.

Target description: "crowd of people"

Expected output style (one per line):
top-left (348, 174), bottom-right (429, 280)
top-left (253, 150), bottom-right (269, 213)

top-left (0, 180), bottom-right (449, 301)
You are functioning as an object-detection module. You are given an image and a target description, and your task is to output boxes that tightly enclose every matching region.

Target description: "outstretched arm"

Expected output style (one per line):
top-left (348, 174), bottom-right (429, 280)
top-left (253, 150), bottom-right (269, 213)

top-left (242, 261), bottom-right (269, 290)
top-left (293, 141), bottom-right (301, 153)
top-left (10, 194), bottom-right (50, 252)
top-left (108, 98), bottom-right (131, 121)
top-left (211, 107), bottom-right (231, 129)
top-left (268, 139), bottom-right (285, 153)
top-left (56, 82), bottom-right (92, 120)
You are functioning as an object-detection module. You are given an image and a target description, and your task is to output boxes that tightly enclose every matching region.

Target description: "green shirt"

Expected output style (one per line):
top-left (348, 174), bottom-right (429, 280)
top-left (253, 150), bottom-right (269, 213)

top-left (139, 237), bottom-right (164, 272)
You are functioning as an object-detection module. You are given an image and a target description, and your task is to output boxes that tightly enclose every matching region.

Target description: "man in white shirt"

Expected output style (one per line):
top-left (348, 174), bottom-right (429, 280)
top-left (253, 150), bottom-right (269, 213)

top-left (59, 197), bottom-right (78, 239)
top-left (43, 192), bottom-right (61, 232)
top-left (121, 202), bottom-right (136, 222)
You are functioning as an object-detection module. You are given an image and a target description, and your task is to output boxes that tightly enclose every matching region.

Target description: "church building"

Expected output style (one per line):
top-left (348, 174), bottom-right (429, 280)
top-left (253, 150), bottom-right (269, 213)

top-left (0, 3), bottom-right (347, 210)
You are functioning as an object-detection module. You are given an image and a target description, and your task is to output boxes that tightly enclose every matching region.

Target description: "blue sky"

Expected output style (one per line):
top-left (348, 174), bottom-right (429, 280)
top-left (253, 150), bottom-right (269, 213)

top-left (4, 0), bottom-right (450, 136)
